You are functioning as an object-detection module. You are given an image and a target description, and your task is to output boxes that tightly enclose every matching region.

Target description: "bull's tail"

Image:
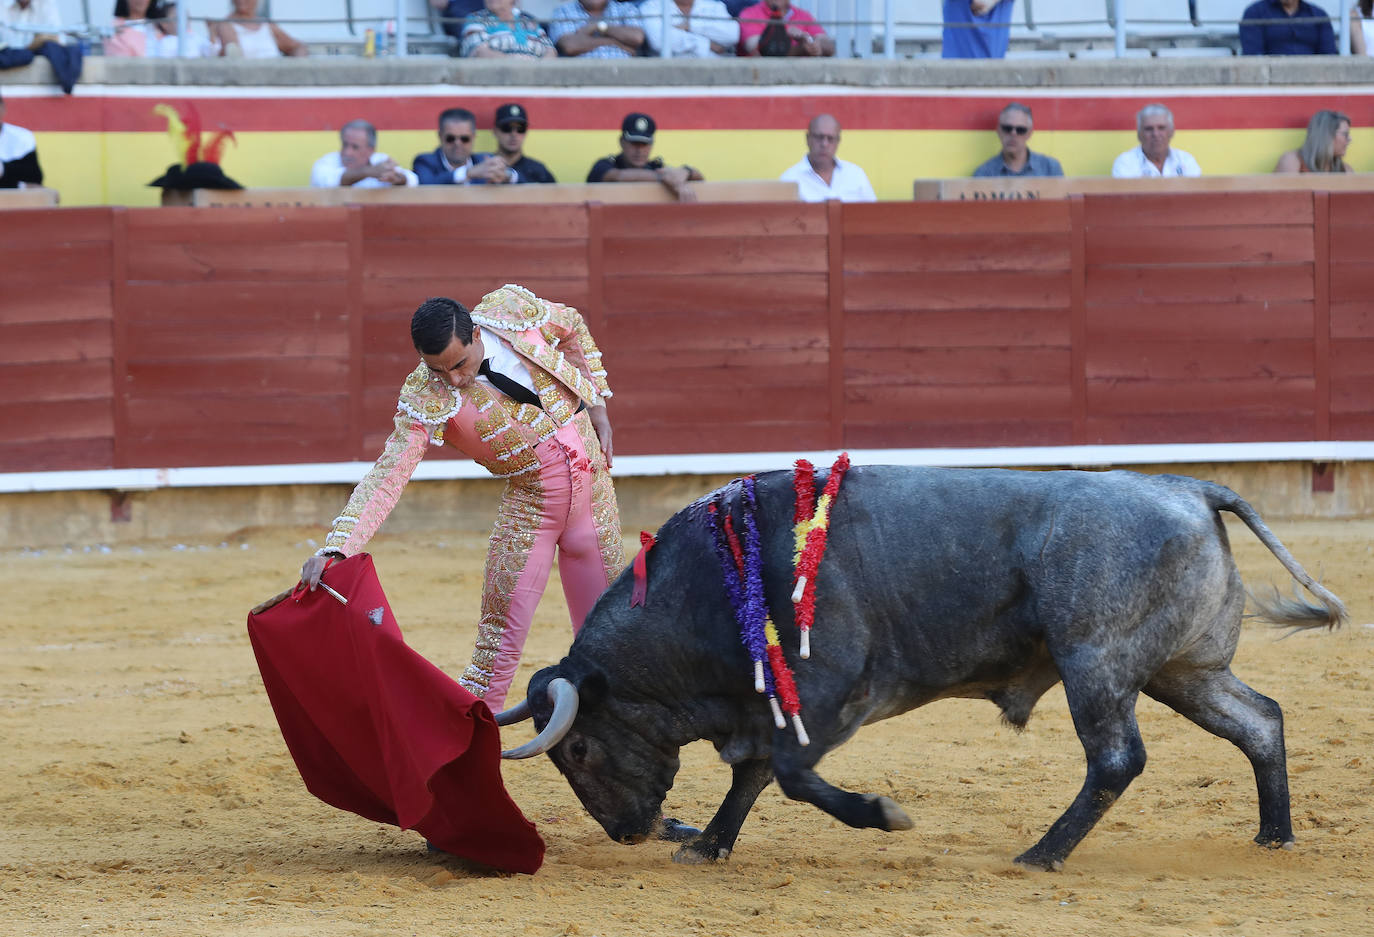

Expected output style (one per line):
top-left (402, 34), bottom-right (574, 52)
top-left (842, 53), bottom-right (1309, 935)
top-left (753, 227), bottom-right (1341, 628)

top-left (1202, 481), bottom-right (1347, 630)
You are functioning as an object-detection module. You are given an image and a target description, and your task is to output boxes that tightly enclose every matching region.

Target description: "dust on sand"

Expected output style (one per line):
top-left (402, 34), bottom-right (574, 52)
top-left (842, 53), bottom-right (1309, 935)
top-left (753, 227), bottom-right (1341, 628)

top-left (2, 519), bottom-right (1372, 936)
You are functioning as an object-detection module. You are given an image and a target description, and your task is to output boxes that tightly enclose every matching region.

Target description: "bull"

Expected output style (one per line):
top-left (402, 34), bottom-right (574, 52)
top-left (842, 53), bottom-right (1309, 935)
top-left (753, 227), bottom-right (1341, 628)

top-left (498, 466), bottom-right (1345, 870)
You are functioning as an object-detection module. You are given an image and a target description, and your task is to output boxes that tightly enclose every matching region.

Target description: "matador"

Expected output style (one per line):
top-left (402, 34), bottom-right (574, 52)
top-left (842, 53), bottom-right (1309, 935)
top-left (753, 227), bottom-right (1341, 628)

top-left (300, 284), bottom-right (621, 711)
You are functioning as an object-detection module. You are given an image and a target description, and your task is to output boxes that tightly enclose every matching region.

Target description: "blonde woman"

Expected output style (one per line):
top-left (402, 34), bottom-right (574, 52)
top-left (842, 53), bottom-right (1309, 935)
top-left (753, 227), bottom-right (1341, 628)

top-left (1275, 110), bottom-right (1353, 173)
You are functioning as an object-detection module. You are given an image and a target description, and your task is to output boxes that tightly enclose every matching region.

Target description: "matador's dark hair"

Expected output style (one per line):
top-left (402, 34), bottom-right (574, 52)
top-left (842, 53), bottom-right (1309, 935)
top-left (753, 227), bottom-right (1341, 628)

top-left (411, 297), bottom-right (474, 354)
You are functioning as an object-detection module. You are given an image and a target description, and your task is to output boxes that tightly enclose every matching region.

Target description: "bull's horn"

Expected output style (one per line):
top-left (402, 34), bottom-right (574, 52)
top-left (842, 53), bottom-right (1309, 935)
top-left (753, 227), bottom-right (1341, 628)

top-left (500, 677), bottom-right (579, 760)
top-left (493, 698), bottom-right (532, 726)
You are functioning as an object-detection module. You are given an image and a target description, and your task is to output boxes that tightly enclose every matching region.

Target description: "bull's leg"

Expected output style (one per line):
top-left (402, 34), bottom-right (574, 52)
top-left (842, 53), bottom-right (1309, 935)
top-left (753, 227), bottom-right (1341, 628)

top-left (1015, 683), bottom-right (1147, 871)
top-left (772, 749), bottom-right (914, 833)
top-left (1144, 667), bottom-right (1293, 848)
top-left (673, 758), bottom-right (774, 864)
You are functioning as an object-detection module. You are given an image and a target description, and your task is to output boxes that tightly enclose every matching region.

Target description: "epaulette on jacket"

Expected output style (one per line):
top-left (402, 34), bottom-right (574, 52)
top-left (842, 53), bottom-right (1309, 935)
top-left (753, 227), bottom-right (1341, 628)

top-left (397, 363), bottom-right (460, 426)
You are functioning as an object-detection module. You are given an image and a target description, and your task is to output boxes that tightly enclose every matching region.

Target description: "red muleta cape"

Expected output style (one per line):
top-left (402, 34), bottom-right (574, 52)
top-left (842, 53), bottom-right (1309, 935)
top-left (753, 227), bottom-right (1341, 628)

top-left (246, 553), bottom-right (545, 874)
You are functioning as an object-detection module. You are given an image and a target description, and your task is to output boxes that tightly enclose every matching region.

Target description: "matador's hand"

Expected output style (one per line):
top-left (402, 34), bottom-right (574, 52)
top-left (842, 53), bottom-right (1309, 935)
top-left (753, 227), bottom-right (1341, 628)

top-left (300, 554), bottom-right (334, 590)
top-left (589, 404), bottom-right (613, 469)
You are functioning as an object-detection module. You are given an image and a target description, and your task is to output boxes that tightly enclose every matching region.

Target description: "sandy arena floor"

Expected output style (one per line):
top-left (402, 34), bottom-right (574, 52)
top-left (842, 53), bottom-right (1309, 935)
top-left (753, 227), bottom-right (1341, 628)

top-left (2, 512), bottom-right (1372, 937)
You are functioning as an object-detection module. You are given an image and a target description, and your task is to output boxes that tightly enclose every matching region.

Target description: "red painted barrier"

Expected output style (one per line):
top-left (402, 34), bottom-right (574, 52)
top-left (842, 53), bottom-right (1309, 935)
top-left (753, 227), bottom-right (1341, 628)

top-left (1, 192), bottom-right (1368, 474)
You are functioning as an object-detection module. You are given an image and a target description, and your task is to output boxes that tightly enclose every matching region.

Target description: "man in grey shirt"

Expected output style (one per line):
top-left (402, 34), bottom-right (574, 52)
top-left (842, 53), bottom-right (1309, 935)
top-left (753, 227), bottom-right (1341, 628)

top-left (972, 102), bottom-right (1064, 177)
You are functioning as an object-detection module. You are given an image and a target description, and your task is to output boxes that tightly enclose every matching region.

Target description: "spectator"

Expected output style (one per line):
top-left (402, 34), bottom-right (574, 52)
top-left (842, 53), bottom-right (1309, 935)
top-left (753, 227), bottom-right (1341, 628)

top-left (414, 106), bottom-right (519, 185)
top-left (1, 0), bottom-right (83, 93)
top-left (105, 0), bottom-right (163, 57)
top-left (210, 0), bottom-right (306, 58)
top-left (148, 160), bottom-right (243, 206)
top-left (737, 0), bottom-right (834, 56)
top-left (146, 3), bottom-right (218, 57)
top-left (640, 0), bottom-right (740, 57)
top-left (972, 102), bottom-right (1063, 177)
top-left (942, 0), bottom-right (1014, 59)
top-left (490, 103), bottom-right (557, 183)
top-left (779, 113), bottom-right (875, 203)
top-left (1352, 1), bottom-right (1373, 54)
top-left (588, 112), bottom-right (703, 201)
top-left (460, 0), bottom-right (556, 58)
top-left (311, 119), bottom-right (418, 188)
top-left (431, 0), bottom-right (485, 41)
top-left (0, 88), bottom-right (42, 188)
top-left (1240, 0), bottom-right (1336, 55)
top-left (548, 0), bottom-right (645, 58)
top-left (1111, 104), bottom-right (1201, 178)
top-left (1275, 109), bottom-right (1352, 172)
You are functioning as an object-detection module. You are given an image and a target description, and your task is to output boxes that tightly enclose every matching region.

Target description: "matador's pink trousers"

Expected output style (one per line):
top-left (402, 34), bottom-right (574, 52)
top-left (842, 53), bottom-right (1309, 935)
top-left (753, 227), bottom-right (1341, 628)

top-left (459, 414), bottom-right (621, 712)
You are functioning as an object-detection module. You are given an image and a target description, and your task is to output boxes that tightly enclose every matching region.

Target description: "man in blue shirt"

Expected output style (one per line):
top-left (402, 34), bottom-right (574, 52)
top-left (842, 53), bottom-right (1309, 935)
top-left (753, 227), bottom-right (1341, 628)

top-left (942, 0), bottom-right (1014, 59)
top-left (1240, 0), bottom-right (1337, 55)
top-left (972, 102), bottom-right (1064, 177)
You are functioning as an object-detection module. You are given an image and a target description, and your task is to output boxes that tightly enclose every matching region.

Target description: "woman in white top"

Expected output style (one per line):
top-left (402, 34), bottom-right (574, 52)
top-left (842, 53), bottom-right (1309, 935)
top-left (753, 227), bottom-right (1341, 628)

top-left (640, 0), bottom-right (740, 57)
top-left (1352, 2), bottom-right (1374, 54)
top-left (209, 0), bottom-right (307, 57)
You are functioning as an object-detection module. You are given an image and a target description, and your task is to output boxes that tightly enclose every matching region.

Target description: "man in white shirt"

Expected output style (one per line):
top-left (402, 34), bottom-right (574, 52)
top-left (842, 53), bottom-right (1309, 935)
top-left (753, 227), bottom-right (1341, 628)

top-left (1111, 104), bottom-right (1202, 179)
top-left (780, 113), bottom-right (876, 203)
top-left (310, 119), bottom-right (419, 189)
top-left (640, 0), bottom-right (739, 57)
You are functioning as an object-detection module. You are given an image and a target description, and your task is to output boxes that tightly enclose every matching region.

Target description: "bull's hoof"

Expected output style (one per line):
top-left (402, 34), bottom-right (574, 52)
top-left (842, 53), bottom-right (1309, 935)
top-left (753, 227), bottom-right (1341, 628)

top-left (672, 842), bottom-right (729, 864)
top-left (1254, 833), bottom-right (1296, 850)
top-left (874, 795), bottom-right (914, 831)
top-left (1013, 849), bottom-right (1064, 872)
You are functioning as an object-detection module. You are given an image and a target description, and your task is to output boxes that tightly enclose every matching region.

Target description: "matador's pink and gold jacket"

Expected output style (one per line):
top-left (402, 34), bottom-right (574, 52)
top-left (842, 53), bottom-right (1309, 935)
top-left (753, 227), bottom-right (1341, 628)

top-left (321, 284), bottom-right (613, 557)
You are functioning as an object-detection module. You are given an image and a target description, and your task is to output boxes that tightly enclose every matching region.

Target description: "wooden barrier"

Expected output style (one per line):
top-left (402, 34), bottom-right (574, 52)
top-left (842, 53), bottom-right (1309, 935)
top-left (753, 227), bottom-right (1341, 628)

top-left (913, 174), bottom-right (1374, 201)
top-left (193, 181), bottom-right (800, 208)
top-left (3, 190), bottom-right (1374, 474)
top-left (0, 188), bottom-right (60, 209)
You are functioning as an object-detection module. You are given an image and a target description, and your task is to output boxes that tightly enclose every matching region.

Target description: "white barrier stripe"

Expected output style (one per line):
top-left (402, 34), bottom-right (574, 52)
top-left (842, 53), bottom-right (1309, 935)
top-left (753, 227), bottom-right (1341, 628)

top-left (3, 442), bottom-right (1374, 494)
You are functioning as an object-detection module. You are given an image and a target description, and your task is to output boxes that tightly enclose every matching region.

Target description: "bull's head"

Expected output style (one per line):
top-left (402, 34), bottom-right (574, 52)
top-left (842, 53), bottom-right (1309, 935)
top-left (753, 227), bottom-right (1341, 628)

top-left (500, 666), bottom-right (680, 845)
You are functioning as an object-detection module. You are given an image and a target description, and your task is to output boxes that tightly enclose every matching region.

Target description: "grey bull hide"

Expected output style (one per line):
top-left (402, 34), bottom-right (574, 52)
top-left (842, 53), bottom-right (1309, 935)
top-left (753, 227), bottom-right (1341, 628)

top-left (498, 466), bottom-right (1346, 870)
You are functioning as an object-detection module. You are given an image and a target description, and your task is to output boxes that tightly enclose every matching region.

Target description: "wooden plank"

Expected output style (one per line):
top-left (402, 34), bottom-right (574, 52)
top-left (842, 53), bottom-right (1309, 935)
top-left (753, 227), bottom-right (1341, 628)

top-left (348, 205), bottom-right (367, 462)
top-left (1085, 412), bottom-right (1315, 445)
top-left (361, 239), bottom-right (589, 281)
top-left (124, 358), bottom-right (346, 395)
top-left (123, 281), bottom-right (351, 329)
top-left (196, 181), bottom-right (796, 209)
top-left (1085, 225), bottom-right (1315, 267)
top-left (1329, 303), bottom-right (1374, 340)
top-left (0, 207), bottom-right (112, 246)
top-left (124, 436), bottom-right (353, 468)
top-left (846, 347), bottom-right (1070, 385)
top-left (126, 241), bottom-right (349, 283)
top-left (1088, 301), bottom-right (1313, 342)
top-left (0, 438), bottom-right (114, 473)
top-left (1314, 192), bottom-right (1331, 440)
top-left (601, 236), bottom-right (828, 277)
top-left (1069, 194), bottom-right (1088, 445)
top-left (362, 278), bottom-right (590, 317)
top-left (844, 383), bottom-right (1071, 422)
top-left (1082, 192), bottom-right (1315, 228)
top-left (1086, 340), bottom-right (1314, 381)
top-left (0, 283), bottom-right (113, 326)
top-left (0, 320), bottom-right (113, 365)
top-left (585, 201), bottom-right (605, 339)
top-left (1086, 377), bottom-right (1314, 413)
top-left (1085, 263), bottom-right (1313, 305)
top-left (127, 318), bottom-right (350, 360)
top-left (0, 362), bottom-right (112, 402)
top-left (1328, 193), bottom-right (1374, 226)
top-left (123, 206), bottom-right (350, 243)
top-left (844, 232), bottom-right (1072, 274)
top-left (844, 420), bottom-right (1074, 450)
top-left (914, 174), bottom-right (1374, 204)
top-left (601, 306), bottom-right (827, 351)
top-left (1329, 262), bottom-right (1374, 301)
top-left (0, 398), bottom-right (114, 443)
top-left (618, 421), bottom-right (832, 456)
top-left (111, 209), bottom-right (130, 469)
top-left (1328, 235), bottom-right (1374, 264)
top-left (364, 203), bottom-right (589, 240)
top-left (843, 200), bottom-right (1071, 237)
top-left (600, 202), bottom-right (828, 239)
top-left (845, 270), bottom-right (1071, 312)
top-left (0, 243), bottom-right (113, 283)
top-left (847, 308), bottom-right (1070, 348)
top-left (611, 346), bottom-right (828, 377)
top-left (124, 394), bottom-right (352, 434)
top-left (1329, 372), bottom-right (1374, 412)
top-left (602, 273), bottom-right (828, 316)
top-left (611, 383), bottom-right (828, 417)
top-left (1330, 412), bottom-right (1374, 439)
top-left (827, 199), bottom-right (845, 450)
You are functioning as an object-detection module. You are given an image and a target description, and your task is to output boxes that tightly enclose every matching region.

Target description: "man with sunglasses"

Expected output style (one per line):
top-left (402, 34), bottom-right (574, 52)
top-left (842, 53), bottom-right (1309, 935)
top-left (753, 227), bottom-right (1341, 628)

top-left (413, 106), bottom-right (519, 185)
top-left (487, 103), bottom-right (556, 184)
top-left (972, 102), bottom-right (1063, 178)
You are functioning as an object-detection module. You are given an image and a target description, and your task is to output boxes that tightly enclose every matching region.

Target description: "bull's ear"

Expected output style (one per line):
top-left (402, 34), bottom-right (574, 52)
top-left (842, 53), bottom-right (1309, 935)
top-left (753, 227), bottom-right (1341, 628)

top-left (577, 669), bottom-right (610, 710)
